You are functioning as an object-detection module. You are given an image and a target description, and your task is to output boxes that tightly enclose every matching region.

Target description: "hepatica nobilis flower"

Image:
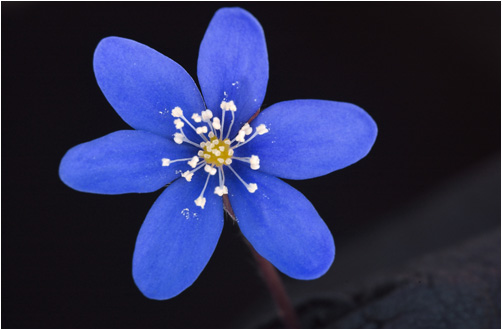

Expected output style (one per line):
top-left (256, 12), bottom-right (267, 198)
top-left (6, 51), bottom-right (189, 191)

top-left (59, 8), bottom-right (377, 300)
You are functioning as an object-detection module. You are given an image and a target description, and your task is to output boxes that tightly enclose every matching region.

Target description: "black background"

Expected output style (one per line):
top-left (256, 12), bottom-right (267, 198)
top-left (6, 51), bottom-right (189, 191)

top-left (2, 2), bottom-right (500, 328)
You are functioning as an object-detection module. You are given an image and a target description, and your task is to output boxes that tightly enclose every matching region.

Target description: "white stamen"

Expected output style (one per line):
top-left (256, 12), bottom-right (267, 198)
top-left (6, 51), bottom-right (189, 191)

top-left (212, 117), bottom-right (221, 130)
top-left (232, 124), bottom-right (269, 149)
top-left (228, 149), bottom-right (234, 156)
top-left (217, 158), bottom-right (225, 164)
top-left (249, 155), bottom-right (260, 170)
top-left (162, 157), bottom-right (195, 166)
top-left (225, 158), bottom-right (232, 165)
top-left (178, 114), bottom-right (209, 142)
top-left (214, 167), bottom-right (228, 196)
top-left (188, 156), bottom-right (199, 168)
top-left (214, 185), bottom-right (228, 196)
top-left (173, 130), bottom-right (202, 148)
top-left (194, 196), bottom-right (206, 209)
top-left (242, 123), bottom-right (253, 135)
top-left (196, 126), bottom-right (208, 134)
top-left (219, 146), bottom-right (225, 152)
top-left (197, 150), bottom-right (204, 157)
top-left (201, 109), bottom-right (213, 121)
top-left (171, 106), bottom-right (183, 117)
top-left (247, 183), bottom-right (258, 193)
top-left (208, 131), bottom-right (215, 138)
top-left (204, 164), bottom-right (217, 176)
top-left (256, 124), bottom-right (269, 135)
top-left (228, 165), bottom-right (258, 193)
top-left (211, 149), bottom-right (221, 156)
top-left (234, 130), bottom-right (246, 143)
top-left (220, 108), bottom-right (226, 139)
top-left (174, 118), bottom-right (184, 129)
top-left (173, 133), bottom-right (184, 144)
top-left (191, 113), bottom-right (202, 123)
top-left (194, 173), bottom-right (212, 209)
top-left (182, 170), bottom-right (194, 182)
top-left (225, 108), bottom-right (236, 139)
top-left (220, 100), bottom-right (237, 112)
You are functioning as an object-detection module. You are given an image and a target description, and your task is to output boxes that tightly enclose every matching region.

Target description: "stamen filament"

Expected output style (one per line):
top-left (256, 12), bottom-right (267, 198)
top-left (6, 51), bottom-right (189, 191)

top-left (227, 165), bottom-right (258, 193)
top-left (232, 131), bottom-right (259, 149)
top-left (177, 128), bottom-right (204, 148)
top-left (195, 172), bottom-right (212, 209)
top-left (180, 115), bottom-right (209, 142)
top-left (220, 109), bottom-right (226, 140)
top-left (225, 109), bottom-right (236, 140)
top-left (161, 157), bottom-right (193, 166)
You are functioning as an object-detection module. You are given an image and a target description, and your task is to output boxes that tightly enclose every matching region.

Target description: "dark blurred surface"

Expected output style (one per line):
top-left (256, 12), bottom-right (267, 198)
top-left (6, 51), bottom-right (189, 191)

top-left (2, 2), bottom-right (500, 328)
top-left (249, 155), bottom-right (501, 328)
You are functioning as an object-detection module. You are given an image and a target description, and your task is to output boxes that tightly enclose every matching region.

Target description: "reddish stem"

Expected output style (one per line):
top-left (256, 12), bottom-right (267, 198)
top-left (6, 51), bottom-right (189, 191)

top-left (222, 195), bottom-right (301, 328)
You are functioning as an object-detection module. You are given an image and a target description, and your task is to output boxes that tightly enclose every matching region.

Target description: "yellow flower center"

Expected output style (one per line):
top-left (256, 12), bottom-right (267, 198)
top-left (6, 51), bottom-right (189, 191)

top-left (201, 136), bottom-right (233, 166)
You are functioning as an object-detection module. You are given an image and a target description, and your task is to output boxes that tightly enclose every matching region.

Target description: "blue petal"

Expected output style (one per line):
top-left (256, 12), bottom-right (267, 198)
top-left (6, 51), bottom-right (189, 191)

top-left (133, 172), bottom-right (223, 300)
top-left (238, 99), bottom-right (378, 179)
top-left (94, 37), bottom-right (205, 139)
top-left (59, 130), bottom-right (197, 194)
top-left (197, 7), bottom-right (268, 138)
top-left (226, 164), bottom-right (335, 279)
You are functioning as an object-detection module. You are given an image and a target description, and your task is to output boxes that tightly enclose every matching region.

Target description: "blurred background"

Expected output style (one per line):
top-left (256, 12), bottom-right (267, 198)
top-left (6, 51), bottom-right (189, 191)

top-left (2, 2), bottom-right (500, 328)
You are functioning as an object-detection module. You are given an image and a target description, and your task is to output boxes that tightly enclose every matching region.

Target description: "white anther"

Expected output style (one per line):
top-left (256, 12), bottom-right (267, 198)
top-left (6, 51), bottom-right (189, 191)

top-left (191, 113), bottom-right (202, 123)
top-left (211, 149), bottom-right (221, 156)
top-left (213, 139), bottom-right (219, 145)
top-left (194, 196), bottom-right (206, 209)
top-left (204, 165), bottom-right (217, 175)
top-left (220, 100), bottom-right (237, 112)
top-left (161, 158), bottom-right (170, 166)
top-left (235, 130), bottom-right (246, 142)
top-left (199, 141), bottom-right (205, 148)
top-left (224, 139), bottom-right (231, 145)
top-left (204, 154), bottom-right (211, 159)
top-left (256, 124), bottom-right (269, 135)
top-left (171, 106), bottom-right (183, 117)
top-left (208, 131), bottom-right (215, 138)
top-left (250, 155), bottom-right (260, 170)
top-left (174, 118), bottom-right (184, 129)
top-left (196, 126), bottom-right (208, 134)
top-left (217, 158), bottom-right (225, 164)
top-left (174, 133), bottom-right (184, 144)
top-left (181, 170), bottom-right (194, 182)
top-left (219, 146), bottom-right (225, 152)
top-left (201, 109), bottom-right (213, 121)
top-left (228, 149), bottom-right (234, 156)
top-left (214, 185), bottom-right (228, 196)
top-left (247, 183), bottom-right (258, 193)
top-left (197, 150), bottom-right (204, 157)
top-left (188, 156), bottom-right (199, 168)
top-left (242, 123), bottom-right (253, 135)
top-left (212, 117), bottom-right (221, 130)
top-left (225, 158), bottom-right (232, 165)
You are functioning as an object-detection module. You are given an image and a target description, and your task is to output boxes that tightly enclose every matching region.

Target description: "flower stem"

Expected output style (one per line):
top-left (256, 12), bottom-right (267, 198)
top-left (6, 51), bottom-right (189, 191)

top-left (222, 195), bottom-right (301, 329)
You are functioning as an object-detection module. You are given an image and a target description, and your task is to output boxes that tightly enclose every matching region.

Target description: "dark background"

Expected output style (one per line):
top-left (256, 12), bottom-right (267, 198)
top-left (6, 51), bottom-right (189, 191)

top-left (2, 2), bottom-right (500, 328)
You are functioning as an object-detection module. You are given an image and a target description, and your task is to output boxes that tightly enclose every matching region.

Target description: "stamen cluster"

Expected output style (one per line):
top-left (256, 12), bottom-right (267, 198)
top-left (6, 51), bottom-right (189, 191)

top-left (162, 100), bottom-right (269, 209)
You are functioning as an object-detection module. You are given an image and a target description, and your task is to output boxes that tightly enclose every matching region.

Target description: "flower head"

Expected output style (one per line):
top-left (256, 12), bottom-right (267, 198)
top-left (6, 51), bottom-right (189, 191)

top-left (59, 7), bottom-right (377, 300)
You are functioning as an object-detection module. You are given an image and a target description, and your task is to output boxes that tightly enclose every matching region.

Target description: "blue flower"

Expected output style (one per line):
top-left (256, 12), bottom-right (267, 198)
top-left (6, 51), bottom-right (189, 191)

top-left (59, 7), bottom-right (377, 300)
